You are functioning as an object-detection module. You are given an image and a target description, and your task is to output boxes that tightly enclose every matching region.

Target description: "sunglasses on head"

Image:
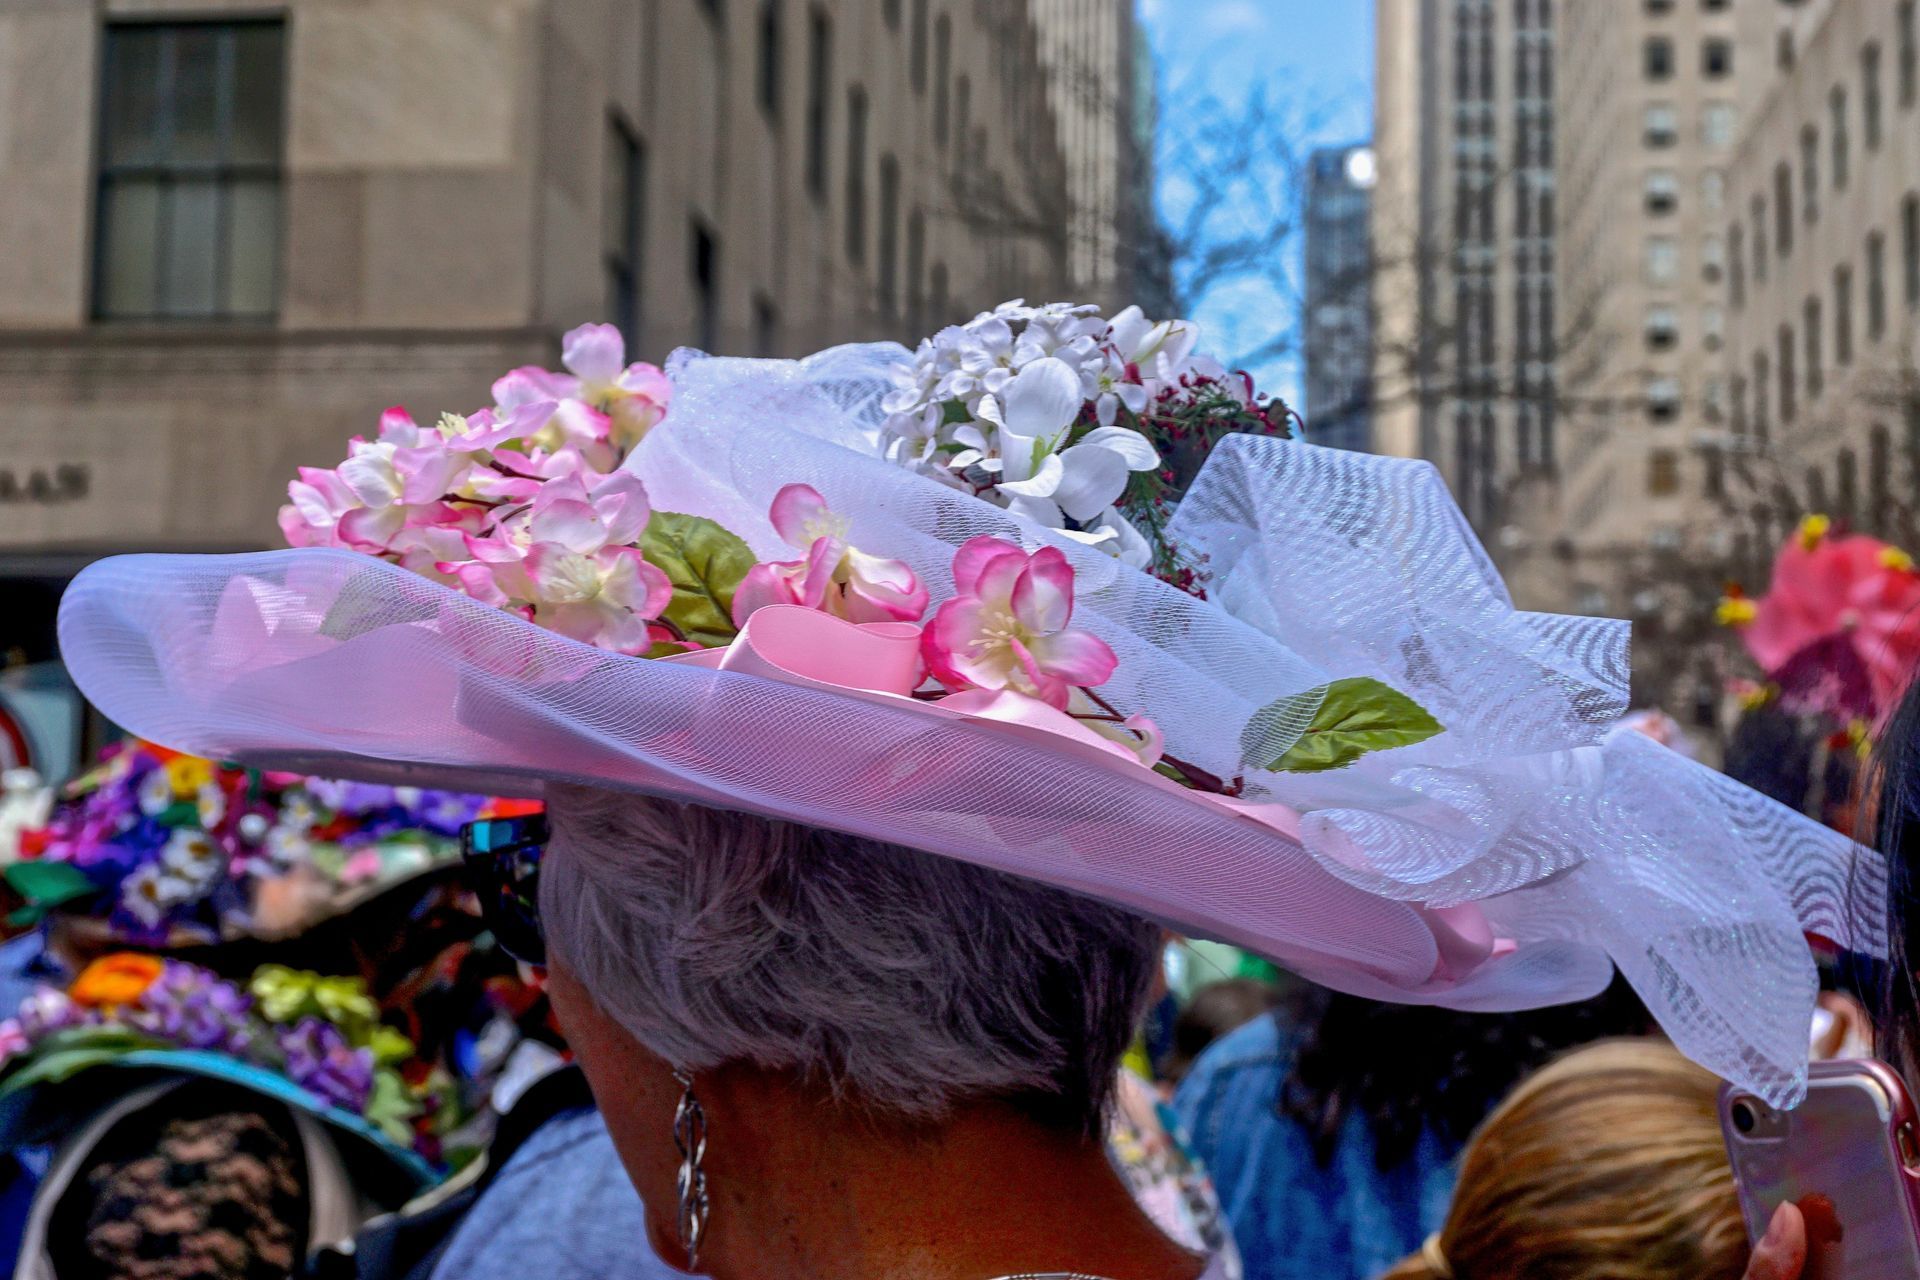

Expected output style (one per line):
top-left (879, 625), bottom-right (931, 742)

top-left (461, 813), bottom-right (548, 966)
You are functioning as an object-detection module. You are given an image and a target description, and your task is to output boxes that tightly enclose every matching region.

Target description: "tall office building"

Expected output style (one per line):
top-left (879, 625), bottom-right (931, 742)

top-left (1722, 0), bottom-right (1920, 575)
top-left (1303, 143), bottom-right (1376, 453)
top-left (1032, 0), bottom-right (1155, 311)
top-left (1370, 0), bottom-right (1557, 559)
top-left (1542, 0), bottom-right (1749, 616)
top-left (0, 0), bottom-right (1112, 773)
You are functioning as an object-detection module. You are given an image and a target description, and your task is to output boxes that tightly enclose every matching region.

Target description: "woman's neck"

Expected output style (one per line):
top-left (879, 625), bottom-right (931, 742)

top-left (697, 1078), bottom-right (1205, 1280)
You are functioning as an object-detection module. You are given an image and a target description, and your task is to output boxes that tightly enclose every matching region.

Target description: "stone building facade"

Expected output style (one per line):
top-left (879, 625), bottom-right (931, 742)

top-left (1541, 0), bottom-right (1749, 617)
top-left (1722, 0), bottom-right (1920, 574)
top-left (1369, 0), bottom-right (1557, 559)
top-left (0, 0), bottom-right (1137, 682)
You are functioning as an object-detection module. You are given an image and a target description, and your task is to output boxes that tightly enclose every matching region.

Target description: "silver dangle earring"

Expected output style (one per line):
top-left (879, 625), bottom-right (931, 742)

top-left (672, 1068), bottom-right (710, 1269)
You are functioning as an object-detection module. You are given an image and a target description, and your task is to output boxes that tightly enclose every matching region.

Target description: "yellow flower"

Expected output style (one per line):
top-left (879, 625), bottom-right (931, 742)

top-left (71, 953), bottom-right (165, 1008)
top-left (1798, 514), bottom-right (1832, 551)
top-left (1883, 546), bottom-right (1916, 573)
top-left (163, 756), bottom-right (216, 798)
top-left (1716, 596), bottom-right (1758, 627)
top-left (1737, 683), bottom-right (1778, 711)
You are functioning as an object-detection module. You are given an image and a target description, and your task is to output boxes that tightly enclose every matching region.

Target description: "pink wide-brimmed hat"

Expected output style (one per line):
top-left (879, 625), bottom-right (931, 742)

top-left (58, 315), bottom-right (1882, 1106)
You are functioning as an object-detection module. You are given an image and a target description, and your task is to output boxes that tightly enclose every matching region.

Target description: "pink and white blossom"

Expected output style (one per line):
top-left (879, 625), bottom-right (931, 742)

top-left (732, 484), bottom-right (930, 626)
top-left (922, 536), bottom-right (1118, 709)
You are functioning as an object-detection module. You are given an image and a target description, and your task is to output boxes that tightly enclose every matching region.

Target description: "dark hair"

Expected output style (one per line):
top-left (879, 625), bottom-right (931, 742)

top-left (1723, 703), bottom-right (1816, 813)
top-left (1166, 978), bottom-right (1287, 1084)
top-left (1281, 978), bottom-right (1652, 1169)
top-left (1872, 670), bottom-right (1920, 1084)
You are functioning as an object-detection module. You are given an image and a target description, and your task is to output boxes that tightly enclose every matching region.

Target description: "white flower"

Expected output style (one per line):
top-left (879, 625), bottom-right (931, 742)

top-left (983, 359), bottom-right (1159, 525)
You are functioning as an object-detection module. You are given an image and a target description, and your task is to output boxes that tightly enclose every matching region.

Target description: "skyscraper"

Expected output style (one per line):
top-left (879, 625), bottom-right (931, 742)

top-left (1304, 143), bottom-right (1376, 453)
top-left (1370, 0), bottom-right (1557, 549)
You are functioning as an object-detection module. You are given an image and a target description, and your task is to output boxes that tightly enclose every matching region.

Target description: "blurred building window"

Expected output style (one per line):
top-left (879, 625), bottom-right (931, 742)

top-left (752, 292), bottom-right (777, 357)
top-left (877, 153), bottom-right (900, 314)
top-left (883, 0), bottom-right (901, 27)
top-left (1870, 230), bottom-right (1889, 340)
top-left (691, 219), bottom-right (718, 351)
top-left (1731, 223), bottom-right (1747, 306)
top-left (1645, 236), bottom-right (1679, 283)
top-left (805, 9), bottom-right (831, 198)
top-left (1805, 297), bottom-right (1824, 399)
top-left (1903, 2), bottom-right (1918, 108)
top-left (1702, 168), bottom-right (1726, 213)
top-left (1702, 101), bottom-right (1737, 148)
top-left (94, 20), bottom-right (285, 322)
top-left (932, 16), bottom-right (951, 144)
top-left (1872, 424), bottom-right (1893, 531)
top-left (1800, 126), bottom-right (1819, 223)
top-left (1703, 304), bottom-right (1725, 351)
top-left (1646, 304), bottom-right (1679, 350)
top-left (604, 117), bottom-right (645, 350)
top-left (1779, 324), bottom-right (1797, 424)
top-left (954, 75), bottom-right (971, 171)
top-left (1754, 350), bottom-right (1772, 442)
top-left (1835, 266), bottom-right (1854, 365)
top-left (1646, 376), bottom-right (1682, 423)
top-left (910, 0), bottom-right (928, 94)
top-left (1646, 37), bottom-right (1674, 80)
top-left (1751, 196), bottom-right (1768, 283)
top-left (757, 0), bottom-right (781, 118)
top-left (929, 261), bottom-right (949, 326)
top-left (1831, 87), bottom-right (1849, 189)
top-left (845, 85), bottom-right (868, 262)
top-left (1645, 102), bottom-right (1679, 147)
top-left (1648, 449), bottom-right (1681, 495)
top-left (1732, 372), bottom-right (1749, 437)
top-left (1904, 195), bottom-right (1920, 310)
top-left (1779, 30), bottom-right (1796, 73)
top-left (1703, 38), bottom-right (1732, 78)
top-left (1774, 163), bottom-right (1794, 258)
top-left (1645, 169), bottom-right (1679, 214)
top-left (1646, 0), bottom-right (1673, 12)
top-left (1838, 448), bottom-right (1859, 523)
top-left (1866, 42), bottom-right (1886, 149)
top-left (1702, 233), bottom-right (1725, 282)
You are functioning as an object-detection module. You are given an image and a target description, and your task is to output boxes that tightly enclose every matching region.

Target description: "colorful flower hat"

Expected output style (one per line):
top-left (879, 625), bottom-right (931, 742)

top-left (1723, 515), bottom-right (1920, 737)
top-left (2, 739), bottom-right (493, 945)
top-left (56, 306), bottom-right (1881, 1106)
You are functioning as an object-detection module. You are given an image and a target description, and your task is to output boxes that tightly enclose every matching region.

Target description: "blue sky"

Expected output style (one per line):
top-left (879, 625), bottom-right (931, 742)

top-left (1142, 0), bottom-right (1374, 404)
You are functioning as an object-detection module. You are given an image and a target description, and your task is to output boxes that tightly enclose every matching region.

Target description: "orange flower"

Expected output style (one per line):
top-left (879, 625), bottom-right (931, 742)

top-left (71, 953), bottom-right (165, 1008)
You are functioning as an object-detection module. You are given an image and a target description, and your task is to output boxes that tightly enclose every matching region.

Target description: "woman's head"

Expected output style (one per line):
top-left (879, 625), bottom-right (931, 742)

top-left (1382, 1039), bottom-right (1748, 1280)
top-left (1873, 669), bottom-right (1920, 1082)
top-left (538, 784), bottom-right (1163, 1133)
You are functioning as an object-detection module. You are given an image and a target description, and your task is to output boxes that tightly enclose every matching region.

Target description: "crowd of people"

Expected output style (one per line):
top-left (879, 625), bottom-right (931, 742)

top-left (1, 299), bottom-right (1913, 1279)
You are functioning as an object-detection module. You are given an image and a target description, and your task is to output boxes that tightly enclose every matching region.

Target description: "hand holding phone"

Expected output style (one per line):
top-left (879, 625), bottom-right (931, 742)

top-left (1723, 1060), bottom-right (1920, 1280)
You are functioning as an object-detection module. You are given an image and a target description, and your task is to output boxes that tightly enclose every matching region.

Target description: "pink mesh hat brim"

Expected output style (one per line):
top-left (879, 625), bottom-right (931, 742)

top-left (54, 344), bottom-right (1889, 1107)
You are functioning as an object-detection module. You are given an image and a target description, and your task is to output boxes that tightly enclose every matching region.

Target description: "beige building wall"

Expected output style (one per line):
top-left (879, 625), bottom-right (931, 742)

top-left (0, 0), bottom-right (1076, 565)
top-left (1722, 0), bottom-right (1920, 574)
top-left (1368, 0), bottom-right (1556, 602)
top-left (1032, 0), bottom-right (1144, 311)
top-left (1544, 0), bottom-right (1747, 616)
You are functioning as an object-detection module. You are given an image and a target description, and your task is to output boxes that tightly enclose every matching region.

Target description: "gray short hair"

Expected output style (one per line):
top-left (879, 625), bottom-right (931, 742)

top-left (540, 785), bottom-right (1162, 1133)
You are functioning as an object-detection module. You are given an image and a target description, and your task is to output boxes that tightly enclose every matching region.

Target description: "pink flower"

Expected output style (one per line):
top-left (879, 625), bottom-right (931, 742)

top-left (0, 1017), bottom-right (26, 1063)
top-left (499, 325), bottom-right (670, 449)
top-left (922, 537), bottom-right (1117, 709)
top-left (444, 470), bottom-right (672, 653)
top-left (732, 484), bottom-right (929, 626)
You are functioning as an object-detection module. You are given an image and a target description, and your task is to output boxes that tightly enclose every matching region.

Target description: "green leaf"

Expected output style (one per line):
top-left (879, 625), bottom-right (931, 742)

top-left (0, 1028), bottom-right (161, 1098)
top-left (640, 511), bottom-right (757, 649)
top-left (364, 1070), bottom-right (423, 1145)
top-left (1249, 677), bottom-right (1445, 774)
top-left (4, 861), bottom-right (99, 925)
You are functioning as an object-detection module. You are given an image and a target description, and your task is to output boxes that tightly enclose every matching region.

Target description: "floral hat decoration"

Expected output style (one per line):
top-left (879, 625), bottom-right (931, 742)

top-left (1721, 515), bottom-right (1920, 745)
top-left (1, 739), bottom-right (491, 944)
top-left (57, 307), bottom-right (1882, 1107)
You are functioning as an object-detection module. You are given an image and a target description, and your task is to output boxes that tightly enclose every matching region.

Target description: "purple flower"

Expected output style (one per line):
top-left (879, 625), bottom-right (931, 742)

top-left (276, 1016), bottom-right (374, 1113)
top-left (15, 988), bottom-right (91, 1039)
top-left (125, 962), bottom-right (256, 1057)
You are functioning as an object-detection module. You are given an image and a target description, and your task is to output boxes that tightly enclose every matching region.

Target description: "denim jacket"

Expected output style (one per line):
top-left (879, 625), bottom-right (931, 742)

top-left (1171, 1014), bottom-right (1459, 1280)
